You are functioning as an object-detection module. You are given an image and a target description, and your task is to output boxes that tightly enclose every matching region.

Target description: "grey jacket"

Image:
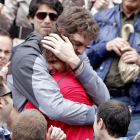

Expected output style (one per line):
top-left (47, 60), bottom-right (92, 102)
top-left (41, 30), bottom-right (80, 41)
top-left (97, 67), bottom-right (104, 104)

top-left (7, 32), bottom-right (109, 125)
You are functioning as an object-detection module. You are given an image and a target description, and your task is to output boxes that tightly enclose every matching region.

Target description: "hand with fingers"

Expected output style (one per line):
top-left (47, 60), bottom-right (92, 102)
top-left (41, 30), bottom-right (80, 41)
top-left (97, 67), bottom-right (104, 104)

top-left (106, 37), bottom-right (131, 56)
top-left (47, 125), bottom-right (66, 140)
top-left (0, 61), bottom-right (11, 84)
top-left (93, 0), bottom-right (109, 11)
top-left (121, 47), bottom-right (140, 66)
top-left (41, 33), bottom-right (78, 65)
top-left (41, 33), bottom-right (83, 74)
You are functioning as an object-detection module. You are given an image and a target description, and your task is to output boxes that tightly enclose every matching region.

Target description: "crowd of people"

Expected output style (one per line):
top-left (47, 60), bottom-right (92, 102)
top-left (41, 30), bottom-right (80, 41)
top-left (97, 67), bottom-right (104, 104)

top-left (0, 0), bottom-right (140, 140)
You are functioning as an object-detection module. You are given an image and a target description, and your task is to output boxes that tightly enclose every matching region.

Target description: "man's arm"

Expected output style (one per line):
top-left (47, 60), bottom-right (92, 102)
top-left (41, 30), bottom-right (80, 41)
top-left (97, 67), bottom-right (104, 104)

top-left (77, 52), bottom-right (110, 105)
top-left (86, 37), bottom-right (131, 66)
top-left (41, 34), bottom-right (110, 105)
top-left (7, 53), bottom-right (96, 125)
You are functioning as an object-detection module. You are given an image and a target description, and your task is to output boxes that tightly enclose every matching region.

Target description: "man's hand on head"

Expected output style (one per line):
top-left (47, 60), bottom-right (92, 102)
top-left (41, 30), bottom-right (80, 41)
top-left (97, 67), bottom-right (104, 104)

top-left (106, 37), bottom-right (130, 56)
top-left (47, 125), bottom-right (66, 140)
top-left (121, 47), bottom-right (140, 66)
top-left (41, 33), bottom-right (83, 74)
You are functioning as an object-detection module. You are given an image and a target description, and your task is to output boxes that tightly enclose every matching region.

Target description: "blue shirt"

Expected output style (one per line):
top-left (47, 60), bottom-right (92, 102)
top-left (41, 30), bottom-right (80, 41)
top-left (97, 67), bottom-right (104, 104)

top-left (118, 137), bottom-right (130, 140)
top-left (0, 126), bottom-right (10, 140)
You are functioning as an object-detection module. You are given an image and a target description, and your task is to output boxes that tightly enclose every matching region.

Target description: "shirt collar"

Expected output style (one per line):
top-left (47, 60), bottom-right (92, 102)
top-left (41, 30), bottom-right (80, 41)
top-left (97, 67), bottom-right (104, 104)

top-left (0, 126), bottom-right (10, 136)
top-left (120, 4), bottom-right (140, 18)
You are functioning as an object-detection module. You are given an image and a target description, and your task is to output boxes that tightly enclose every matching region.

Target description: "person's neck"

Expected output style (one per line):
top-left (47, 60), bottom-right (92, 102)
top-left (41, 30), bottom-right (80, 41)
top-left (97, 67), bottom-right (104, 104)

top-left (0, 116), bottom-right (5, 127)
top-left (123, 6), bottom-right (139, 18)
top-left (100, 133), bottom-right (118, 140)
top-left (0, 121), bottom-right (4, 128)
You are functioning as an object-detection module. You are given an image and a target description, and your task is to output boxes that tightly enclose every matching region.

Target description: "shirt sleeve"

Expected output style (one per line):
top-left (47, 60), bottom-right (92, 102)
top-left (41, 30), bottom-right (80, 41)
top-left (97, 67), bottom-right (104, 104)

top-left (76, 52), bottom-right (110, 105)
top-left (11, 53), bottom-right (96, 125)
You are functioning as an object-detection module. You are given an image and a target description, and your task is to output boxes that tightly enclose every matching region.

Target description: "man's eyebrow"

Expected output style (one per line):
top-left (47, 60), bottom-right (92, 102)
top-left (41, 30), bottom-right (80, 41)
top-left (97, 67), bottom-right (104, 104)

top-left (0, 49), bottom-right (11, 51)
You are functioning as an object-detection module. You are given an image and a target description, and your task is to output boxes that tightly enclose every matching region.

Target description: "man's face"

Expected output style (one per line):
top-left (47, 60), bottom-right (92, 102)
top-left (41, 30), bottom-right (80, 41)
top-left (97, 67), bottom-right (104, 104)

top-left (93, 114), bottom-right (101, 140)
top-left (122, 0), bottom-right (140, 11)
top-left (30, 4), bottom-right (58, 36)
top-left (0, 36), bottom-right (12, 70)
top-left (1, 84), bottom-right (13, 123)
top-left (70, 33), bottom-right (91, 55)
top-left (47, 57), bottom-right (70, 75)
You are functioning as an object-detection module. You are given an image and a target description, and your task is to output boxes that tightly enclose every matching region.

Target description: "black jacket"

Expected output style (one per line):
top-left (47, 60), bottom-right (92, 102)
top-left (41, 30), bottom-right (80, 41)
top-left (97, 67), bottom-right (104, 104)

top-left (0, 0), bottom-right (4, 4)
top-left (0, 135), bottom-right (11, 140)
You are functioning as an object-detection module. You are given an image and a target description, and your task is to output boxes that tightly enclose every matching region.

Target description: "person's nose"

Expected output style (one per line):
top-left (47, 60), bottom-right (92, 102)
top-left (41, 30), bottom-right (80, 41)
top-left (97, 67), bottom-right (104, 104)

top-left (0, 52), bottom-right (5, 59)
top-left (44, 15), bottom-right (51, 24)
top-left (77, 47), bottom-right (85, 55)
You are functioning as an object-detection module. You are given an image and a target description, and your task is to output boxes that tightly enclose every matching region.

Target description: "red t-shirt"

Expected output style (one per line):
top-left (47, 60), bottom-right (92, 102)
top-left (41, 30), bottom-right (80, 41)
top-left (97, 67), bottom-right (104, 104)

top-left (25, 70), bottom-right (94, 140)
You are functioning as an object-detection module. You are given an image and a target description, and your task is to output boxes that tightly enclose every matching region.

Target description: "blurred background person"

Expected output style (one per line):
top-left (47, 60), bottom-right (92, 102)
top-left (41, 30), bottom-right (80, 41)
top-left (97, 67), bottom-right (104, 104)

top-left (94, 100), bottom-right (131, 140)
top-left (0, 0), bottom-right (32, 46)
top-left (0, 29), bottom-right (12, 71)
top-left (0, 76), bottom-right (13, 140)
top-left (11, 109), bottom-right (66, 140)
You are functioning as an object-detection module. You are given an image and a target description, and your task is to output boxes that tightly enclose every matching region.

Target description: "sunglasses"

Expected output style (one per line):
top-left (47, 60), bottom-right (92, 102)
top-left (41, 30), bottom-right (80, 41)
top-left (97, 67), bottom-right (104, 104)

top-left (0, 91), bottom-right (12, 98)
top-left (36, 12), bottom-right (58, 21)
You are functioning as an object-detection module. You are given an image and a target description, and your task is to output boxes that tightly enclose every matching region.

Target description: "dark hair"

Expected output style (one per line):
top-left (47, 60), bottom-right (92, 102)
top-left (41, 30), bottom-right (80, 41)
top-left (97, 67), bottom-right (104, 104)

top-left (12, 109), bottom-right (47, 140)
top-left (28, 0), bottom-right (63, 18)
top-left (53, 6), bottom-right (99, 41)
top-left (0, 29), bottom-right (11, 39)
top-left (97, 100), bottom-right (131, 138)
top-left (0, 76), bottom-right (5, 96)
top-left (38, 31), bottom-right (60, 60)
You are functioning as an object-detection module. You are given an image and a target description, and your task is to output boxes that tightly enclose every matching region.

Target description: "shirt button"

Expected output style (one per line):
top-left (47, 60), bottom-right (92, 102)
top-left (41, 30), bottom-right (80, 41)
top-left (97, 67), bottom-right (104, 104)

top-left (2, 130), bottom-right (4, 133)
top-left (100, 67), bottom-right (103, 70)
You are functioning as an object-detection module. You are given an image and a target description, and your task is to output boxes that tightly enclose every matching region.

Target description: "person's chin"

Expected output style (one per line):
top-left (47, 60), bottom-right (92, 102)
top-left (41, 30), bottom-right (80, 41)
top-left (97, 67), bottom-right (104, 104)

top-left (49, 71), bottom-right (59, 75)
top-left (41, 29), bottom-right (51, 36)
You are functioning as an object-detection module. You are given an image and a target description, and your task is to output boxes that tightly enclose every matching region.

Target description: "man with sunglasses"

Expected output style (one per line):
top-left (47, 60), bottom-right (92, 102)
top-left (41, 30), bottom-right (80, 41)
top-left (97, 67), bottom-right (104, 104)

top-left (0, 76), bottom-right (13, 140)
top-left (10, 0), bottom-right (63, 59)
top-left (7, 1), bottom-right (109, 127)
top-left (29, 1), bottom-right (61, 36)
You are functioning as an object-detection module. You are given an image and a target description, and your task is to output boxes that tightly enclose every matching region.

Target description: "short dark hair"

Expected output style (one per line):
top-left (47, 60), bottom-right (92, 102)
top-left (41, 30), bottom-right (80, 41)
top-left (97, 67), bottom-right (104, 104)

top-left (39, 32), bottom-right (60, 61)
top-left (12, 109), bottom-right (47, 140)
top-left (28, 0), bottom-right (63, 18)
top-left (0, 29), bottom-right (11, 39)
top-left (96, 100), bottom-right (131, 138)
top-left (0, 76), bottom-right (5, 96)
top-left (53, 6), bottom-right (99, 41)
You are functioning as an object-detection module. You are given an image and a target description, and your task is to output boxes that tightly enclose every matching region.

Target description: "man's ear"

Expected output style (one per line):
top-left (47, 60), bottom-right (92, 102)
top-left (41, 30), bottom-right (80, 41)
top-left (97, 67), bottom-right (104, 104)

top-left (29, 17), bottom-right (34, 24)
top-left (98, 118), bottom-right (104, 130)
top-left (58, 27), bottom-right (65, 33)
top-left (0, 98), bottom-right (3, 109)
top-left (10, 133), bottom-right (13, 140)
